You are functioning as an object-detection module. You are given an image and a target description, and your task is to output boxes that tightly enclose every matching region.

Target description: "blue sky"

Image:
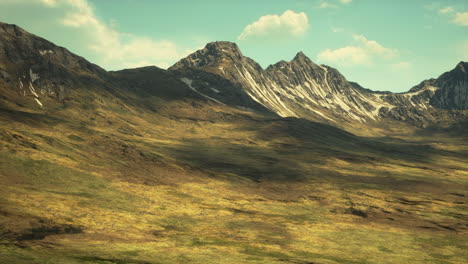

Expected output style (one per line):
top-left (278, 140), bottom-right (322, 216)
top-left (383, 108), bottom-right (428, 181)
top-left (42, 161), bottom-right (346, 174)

top-left (0, 0), bottom-right (467, 92)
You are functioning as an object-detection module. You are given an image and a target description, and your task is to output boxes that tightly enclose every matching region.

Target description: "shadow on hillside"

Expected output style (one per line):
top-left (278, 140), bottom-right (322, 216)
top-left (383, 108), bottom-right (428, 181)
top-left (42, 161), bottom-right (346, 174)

top-left (0, 107), bottom-right (64, 126)
top-left (261, 117), bottom-right (468, 162)
top-left (170, 69), bottom-right (273, 113)
top-left (165, 138), bottom-right (312, 182)
top-left (163, 116), bottom-right (467, 194)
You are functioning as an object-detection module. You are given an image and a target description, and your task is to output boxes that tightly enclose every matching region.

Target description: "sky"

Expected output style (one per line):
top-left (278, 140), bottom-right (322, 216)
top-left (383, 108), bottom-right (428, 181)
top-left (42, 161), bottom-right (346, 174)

top-left (0, 0), bottom-right (467, 92)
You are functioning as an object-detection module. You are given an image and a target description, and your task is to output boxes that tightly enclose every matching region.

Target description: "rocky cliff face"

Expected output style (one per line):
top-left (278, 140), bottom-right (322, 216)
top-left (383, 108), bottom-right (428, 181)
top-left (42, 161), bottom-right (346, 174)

top-left (431, 62), bottom-right (468, 110)
top-left (375, 62), bottom-right (468, 125)
top-left (170, 41), bottom-right (468, 127)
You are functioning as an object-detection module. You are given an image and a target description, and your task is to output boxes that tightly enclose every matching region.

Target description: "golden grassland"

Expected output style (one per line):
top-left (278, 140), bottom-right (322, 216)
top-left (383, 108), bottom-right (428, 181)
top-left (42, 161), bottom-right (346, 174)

top-left (0, 97), bottom-right (467, 264)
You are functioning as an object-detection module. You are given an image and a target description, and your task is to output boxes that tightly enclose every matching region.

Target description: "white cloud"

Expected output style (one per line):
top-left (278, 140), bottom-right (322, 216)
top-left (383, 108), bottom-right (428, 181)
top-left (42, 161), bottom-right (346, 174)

top-left (437, 6), bottom-right (468, 27)
top-left (238, 10), bottom-right (309, 41)
top-left (453, 12), bottom-right (468, 26)
top-left (318, 0), bottom-right (351, 9)
top-left (319, 1), bottom-right (336, 9)
top-left (352, 34), bottom-right (398, 59)
top-left (439, 7), bottom-right (454, 14)
top-left (318, 46), bottom-right (372, 65)
top-left (0, 0), bottom-right (195, 70)
top-left (60, 0), bottom-right (195, 69)
top-left (317, 34), bottom-right (399, 66)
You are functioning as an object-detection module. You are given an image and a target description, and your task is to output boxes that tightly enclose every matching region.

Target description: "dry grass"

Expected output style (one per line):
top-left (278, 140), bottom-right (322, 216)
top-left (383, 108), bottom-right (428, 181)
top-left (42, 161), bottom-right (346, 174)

top-left (0, 97), bottom-right (467, 264)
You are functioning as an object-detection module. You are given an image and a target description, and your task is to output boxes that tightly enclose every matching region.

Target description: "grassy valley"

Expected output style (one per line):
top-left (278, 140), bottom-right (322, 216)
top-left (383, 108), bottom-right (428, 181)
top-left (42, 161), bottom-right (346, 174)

top-left (0, 95), bottom-right (466, 264)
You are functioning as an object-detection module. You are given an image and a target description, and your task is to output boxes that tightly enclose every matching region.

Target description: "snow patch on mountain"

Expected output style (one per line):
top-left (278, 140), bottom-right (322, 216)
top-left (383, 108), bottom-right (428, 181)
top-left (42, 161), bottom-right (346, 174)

top-left (181, 77), bottom-right (226, 105)
top-left (34, 98), bottom-right (43, 107)
top-left (39, 49), bottom-right (54, 56)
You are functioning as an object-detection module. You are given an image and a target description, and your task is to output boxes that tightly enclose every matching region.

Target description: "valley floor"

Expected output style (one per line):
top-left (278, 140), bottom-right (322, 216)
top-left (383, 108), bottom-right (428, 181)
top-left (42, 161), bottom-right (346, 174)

top-left (0, 101), bottom-right (467, 264)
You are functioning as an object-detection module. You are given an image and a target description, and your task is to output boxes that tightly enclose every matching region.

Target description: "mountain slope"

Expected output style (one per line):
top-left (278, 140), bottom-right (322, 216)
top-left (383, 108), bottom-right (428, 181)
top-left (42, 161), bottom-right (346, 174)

top-left (431, 61), bottom-right (468, 109)
top-left (0, 22), bottom-right (109, 110)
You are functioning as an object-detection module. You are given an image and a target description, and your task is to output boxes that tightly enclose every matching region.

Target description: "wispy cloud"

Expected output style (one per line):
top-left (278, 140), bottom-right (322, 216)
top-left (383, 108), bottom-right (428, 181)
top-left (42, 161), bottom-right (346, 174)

top-left (317, 34), bottom-right (398, 66)
top-left (453, 12), bottom-right (468, 26)
top-left (318, 0), bottom-right (351, 9)
top-left (0, 0), bottom-right (196, 70)
top-left (437, 6), bottom-right (468, 27)
top-left (238, 10), bottom-right (309, 41)
top-left (438, 7), bottom-right (454, 14)
top-left (319, 1), bottom-right (337, 9)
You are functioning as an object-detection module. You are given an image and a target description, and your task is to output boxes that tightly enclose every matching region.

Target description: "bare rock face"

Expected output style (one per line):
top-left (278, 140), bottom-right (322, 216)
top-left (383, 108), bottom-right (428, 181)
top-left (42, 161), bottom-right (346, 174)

top-left (170, 41), bottom-right (468, 127)
top-left (375, 62), bottom-right (468, 126)
top-left (169, 42), bottom-right (275, 113)
top-left (170, 41), bottom-right (244, 71)
top-left (431, 62), bottom-right (468, 110)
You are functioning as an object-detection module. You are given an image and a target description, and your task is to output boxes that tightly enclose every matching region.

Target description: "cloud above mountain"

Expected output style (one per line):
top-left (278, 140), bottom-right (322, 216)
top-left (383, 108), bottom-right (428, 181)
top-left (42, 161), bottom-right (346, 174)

top-left (0, 0), bottom-right (195, 70)
top-left (319, 0), bottom-right (353, 9)
top-left (317, 34), bottom-right (398, 66)
top-left (437, 6), bottom-right (468, 26)
top-left (58, 0), bottom-right (195, 69)
top-left (453, 12), bottom-right (468, 26)
top-left (439, 7), bottom-right (454, 14)
top-left (238, 10), bottom-right (309, 41)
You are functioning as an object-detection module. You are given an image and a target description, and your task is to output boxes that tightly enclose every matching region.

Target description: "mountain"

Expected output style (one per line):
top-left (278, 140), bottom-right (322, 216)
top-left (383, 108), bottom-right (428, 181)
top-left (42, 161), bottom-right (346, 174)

top-left (430, 61), bottom-right (468, 109)
top-left (1, 23), bottom-right (467, 264)
top-left (1, 26), bottom-right (466, 129)
top-left (377, 62), bottom-right (468, 127)
top-left (170, 41), bottom-right (468, 128)
top-left (170, 41), bottom-right (383, 123)
top-left (0, 22), bottom-right (108, 110)
top-left (0, 22), bottom-right (209, 120)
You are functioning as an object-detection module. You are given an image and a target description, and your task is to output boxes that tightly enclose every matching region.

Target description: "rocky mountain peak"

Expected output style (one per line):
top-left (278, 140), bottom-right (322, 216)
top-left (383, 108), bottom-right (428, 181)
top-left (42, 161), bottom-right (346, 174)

top-left (455, 61), bottom-right (467, 73)
top-left (292, 51), bottom-right (323, 72)
top-left (408, 79), bottom-right (438, 93)
top-left (292, 51), bottom-right (308, 61)
top-left (290, 51), bottom-right (318, 68)
top-left (437, 61), bottom-right (468, 84)
top-left (0, 22), bottom-right (25, 37)
top-left (169, 41), bottom-right (244, 71)
top-left (267, 51), bottom-right (319, 74)
top-left (204, 41), bottom-right (242, 57)
top-left (427, 61), bottom-right (468, 110)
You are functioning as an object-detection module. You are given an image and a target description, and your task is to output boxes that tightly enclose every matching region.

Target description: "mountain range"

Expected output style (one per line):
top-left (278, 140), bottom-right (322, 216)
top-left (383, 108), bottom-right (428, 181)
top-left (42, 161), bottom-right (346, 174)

top-left (1, 22), bottom-right (467, 132)
top-left (170, 41), bottom-right (468, 129)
